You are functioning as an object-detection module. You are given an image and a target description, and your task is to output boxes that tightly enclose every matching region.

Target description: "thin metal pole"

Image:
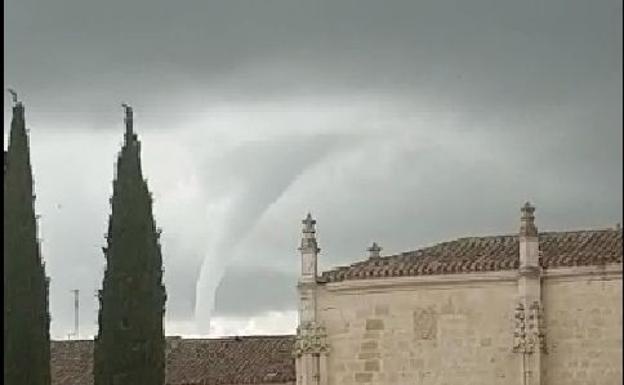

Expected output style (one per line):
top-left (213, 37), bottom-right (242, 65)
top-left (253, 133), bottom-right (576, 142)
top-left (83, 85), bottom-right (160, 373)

top-left (71, 289), bottom-right (79, 339)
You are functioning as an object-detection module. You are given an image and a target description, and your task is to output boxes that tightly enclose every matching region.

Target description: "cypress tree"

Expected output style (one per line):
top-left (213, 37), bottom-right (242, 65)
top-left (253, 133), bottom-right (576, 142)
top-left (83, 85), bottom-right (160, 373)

top-left (94, 105), bottom-right (166, 385)
top-left (3, 97), bottom-right (51, 385)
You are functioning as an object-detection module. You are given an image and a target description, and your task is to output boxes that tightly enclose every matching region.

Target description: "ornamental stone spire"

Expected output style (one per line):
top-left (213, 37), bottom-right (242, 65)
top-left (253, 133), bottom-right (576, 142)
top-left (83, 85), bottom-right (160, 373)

top-left (299, 213), bottom-right (320, 255)
top-left (297, 213), bottom-right (320, 324)
top-left (515, 202), bottom-right (545, 385)
top-left (368, 242), bottom-right (382, 259)
top-left (299, 213), bottom-right (319, 283)
top-left (520, 201), bottom-right (538, 237)
top-left (295, 213), bottom-right (328, 385)
top-left (519, 202), bottom-right (540, 270)
top-left (302, 213), bottom-right (316, 234)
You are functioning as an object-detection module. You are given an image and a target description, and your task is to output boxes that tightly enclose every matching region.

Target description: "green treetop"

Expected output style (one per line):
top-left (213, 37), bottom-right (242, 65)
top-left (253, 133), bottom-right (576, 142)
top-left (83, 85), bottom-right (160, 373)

top-left (4, 97), bottom-right (51, 385)
top-left (94, 105), bottom-right (166, 385)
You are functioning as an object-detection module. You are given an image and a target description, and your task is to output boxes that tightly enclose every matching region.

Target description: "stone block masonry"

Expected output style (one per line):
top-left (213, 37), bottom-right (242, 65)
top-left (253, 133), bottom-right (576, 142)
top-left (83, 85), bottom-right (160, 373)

top-left (319, 279), bottom-right (521, 385)
top-left (316, 266), bottom-right (621, 385)
top-left (542, 275), bottom-right (622, 385)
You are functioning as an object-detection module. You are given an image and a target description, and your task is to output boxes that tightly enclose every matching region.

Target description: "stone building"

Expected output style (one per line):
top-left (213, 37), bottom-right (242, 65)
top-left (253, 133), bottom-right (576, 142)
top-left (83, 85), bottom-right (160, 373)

top-left (294, 204), bottom-right (622, 385)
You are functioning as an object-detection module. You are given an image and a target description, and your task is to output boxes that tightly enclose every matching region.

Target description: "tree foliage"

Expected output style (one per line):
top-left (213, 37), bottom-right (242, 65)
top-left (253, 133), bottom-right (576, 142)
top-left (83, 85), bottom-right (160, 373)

top-left (94, 108), bottom-right (166, 385)
top-left (4, 102), bottom-right (51, 385)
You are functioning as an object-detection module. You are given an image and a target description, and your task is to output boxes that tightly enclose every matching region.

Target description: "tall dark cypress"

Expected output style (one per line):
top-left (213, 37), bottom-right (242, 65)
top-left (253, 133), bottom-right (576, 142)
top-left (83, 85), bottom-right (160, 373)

top-left (94, 106), bottom-right (166, 385)
top-left (3, 98), bottom-right (51, 385)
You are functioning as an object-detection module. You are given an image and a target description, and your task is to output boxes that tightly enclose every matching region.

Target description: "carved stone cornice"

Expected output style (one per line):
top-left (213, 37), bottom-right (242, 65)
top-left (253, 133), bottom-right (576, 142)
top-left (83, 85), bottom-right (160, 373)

top-left (293, 322), bottom-right (330, 357)
top-left (518, 265), bottom-right (541, 278)
top-left (325, 271), bottom-right (518, 292)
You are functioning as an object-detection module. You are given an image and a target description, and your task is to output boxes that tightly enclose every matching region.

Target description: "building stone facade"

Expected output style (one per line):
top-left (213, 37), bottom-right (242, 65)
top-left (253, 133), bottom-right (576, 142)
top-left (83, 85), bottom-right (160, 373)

top-left (295, 204), bottom-right (622, 385)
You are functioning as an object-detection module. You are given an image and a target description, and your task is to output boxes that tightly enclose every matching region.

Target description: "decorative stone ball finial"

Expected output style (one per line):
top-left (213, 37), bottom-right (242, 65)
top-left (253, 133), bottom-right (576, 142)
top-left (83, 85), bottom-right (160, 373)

top-left (368, 242), bottom-right (382, 259)
top-left (520, 201), bottom-right (538, 237)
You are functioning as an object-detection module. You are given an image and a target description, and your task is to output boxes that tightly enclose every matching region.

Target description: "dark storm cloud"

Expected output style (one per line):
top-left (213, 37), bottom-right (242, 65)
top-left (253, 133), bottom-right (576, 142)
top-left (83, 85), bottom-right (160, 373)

top-left (5, 0), bottom-right (621, 110)
top-left (4, 0), bottom-right (621, 336)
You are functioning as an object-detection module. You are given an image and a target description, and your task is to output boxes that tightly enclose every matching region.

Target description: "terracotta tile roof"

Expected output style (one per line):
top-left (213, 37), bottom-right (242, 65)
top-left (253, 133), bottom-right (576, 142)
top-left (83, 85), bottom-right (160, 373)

top-left (51, 335), bottom-right (296, 385)
top-left (165, 335), bottom-right (296, 385)
top-left (51, 340), bottom-right (93, 385)
top-left (321, 229), bottom-right (623, 282)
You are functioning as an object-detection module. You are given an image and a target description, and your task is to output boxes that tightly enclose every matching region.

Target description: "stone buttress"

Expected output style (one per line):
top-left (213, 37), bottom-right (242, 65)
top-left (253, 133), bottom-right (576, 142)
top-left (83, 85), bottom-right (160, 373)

top-left (294, 214), bottom-right (329, 385)
top-left (513, 202), bottom-right (547, 385)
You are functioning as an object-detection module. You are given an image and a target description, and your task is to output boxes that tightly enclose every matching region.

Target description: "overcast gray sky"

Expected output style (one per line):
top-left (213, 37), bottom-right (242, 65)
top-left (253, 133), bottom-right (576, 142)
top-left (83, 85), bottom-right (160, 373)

top-left (4, 0), bottom-right (622, 338)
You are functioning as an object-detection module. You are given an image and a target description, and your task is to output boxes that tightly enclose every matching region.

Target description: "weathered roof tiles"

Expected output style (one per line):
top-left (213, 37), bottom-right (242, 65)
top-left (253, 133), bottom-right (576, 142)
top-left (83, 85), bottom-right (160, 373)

top-left (51, 335), bottom-right (296, 385)
top-left (322, 229), bottom-right (622, 283)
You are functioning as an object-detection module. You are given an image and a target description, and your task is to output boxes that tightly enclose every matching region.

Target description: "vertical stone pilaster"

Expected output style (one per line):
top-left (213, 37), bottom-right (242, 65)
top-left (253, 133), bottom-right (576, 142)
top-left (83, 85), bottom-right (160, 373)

top-left (294, 323), bottom-right (330, 385)
top-left (319, 353), bottom-right (329, 385)
top-left (295, 213), bottom-right (329, 385)
top-left (300, 213), bottom-right (320, 283)
top-left (514, 202), bottom-right (546, 385)
top-left (295, 355), bottom-right (302, 385)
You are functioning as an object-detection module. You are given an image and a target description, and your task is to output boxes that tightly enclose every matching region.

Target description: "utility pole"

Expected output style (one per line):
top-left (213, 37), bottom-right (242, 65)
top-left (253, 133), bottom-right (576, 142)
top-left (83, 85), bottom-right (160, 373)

top-left (71, 289), bottom-right (79, 339)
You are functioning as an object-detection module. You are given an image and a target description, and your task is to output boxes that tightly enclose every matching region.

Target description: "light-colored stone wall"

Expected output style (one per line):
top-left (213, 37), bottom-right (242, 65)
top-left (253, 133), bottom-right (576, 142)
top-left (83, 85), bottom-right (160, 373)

top-left (317, 266), bottom-right (622, 385)
top-left (317, 274), bottom-right (521, 385)
top-left (223, 383), bottom-right (295, 385)
top-left (542, 269), bottom-right (622, 385)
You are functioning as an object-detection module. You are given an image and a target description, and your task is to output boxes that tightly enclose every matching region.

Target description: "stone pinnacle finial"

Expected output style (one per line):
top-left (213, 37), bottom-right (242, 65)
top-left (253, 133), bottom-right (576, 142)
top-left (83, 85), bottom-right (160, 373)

top-left (367, 242), bottom-right (382, 259)
top-left (302, 212), bottom-right (316, 234)
top-left (520, 201), bottom-right (538, 237)
top-left (299, 213), bottom-right (320, 254)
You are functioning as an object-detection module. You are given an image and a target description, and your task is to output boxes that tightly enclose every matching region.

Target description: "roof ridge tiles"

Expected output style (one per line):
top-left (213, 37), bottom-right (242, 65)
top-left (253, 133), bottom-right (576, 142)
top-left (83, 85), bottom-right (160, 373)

top-left (321, 228), bottom-right (622, 282)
